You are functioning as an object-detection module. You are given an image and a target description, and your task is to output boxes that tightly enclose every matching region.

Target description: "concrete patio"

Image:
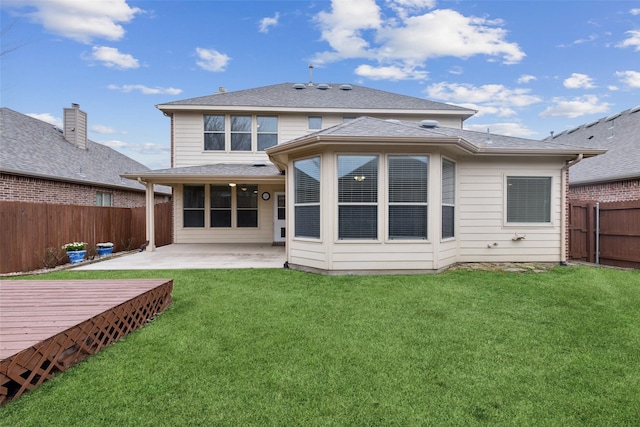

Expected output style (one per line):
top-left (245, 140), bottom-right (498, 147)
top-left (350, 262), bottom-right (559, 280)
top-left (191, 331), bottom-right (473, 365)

top-left (73, 244), bottom-right (287, 270)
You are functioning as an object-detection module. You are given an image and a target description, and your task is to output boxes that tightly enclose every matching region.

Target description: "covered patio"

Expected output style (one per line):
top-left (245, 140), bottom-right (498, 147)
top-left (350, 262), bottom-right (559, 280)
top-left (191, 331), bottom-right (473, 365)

top-left (73, 244), bottom-right (287, 270)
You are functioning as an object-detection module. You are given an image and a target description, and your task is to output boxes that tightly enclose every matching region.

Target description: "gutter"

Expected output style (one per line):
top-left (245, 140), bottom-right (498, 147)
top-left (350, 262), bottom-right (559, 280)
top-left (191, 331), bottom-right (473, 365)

top-left (560, 154), bottom-right (584, 265)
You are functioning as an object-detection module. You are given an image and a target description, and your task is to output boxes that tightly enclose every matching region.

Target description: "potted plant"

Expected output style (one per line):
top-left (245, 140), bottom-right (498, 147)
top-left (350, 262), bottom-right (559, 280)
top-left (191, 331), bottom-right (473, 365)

top-left (62, 241), bottom-right (88, 264)
top-left (96, 242), bottom-right (114, 257)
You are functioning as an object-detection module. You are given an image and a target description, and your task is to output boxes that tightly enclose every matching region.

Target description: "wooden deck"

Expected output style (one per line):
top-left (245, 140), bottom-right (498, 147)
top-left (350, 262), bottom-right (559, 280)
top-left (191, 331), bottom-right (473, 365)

top-left (0, 279), bottom-right (173, 405)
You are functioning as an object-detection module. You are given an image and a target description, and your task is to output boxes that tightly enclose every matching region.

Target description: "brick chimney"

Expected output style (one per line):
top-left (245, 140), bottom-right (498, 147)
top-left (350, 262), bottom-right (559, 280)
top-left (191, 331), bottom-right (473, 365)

top-left (63, 103), bottom-right (88, 150)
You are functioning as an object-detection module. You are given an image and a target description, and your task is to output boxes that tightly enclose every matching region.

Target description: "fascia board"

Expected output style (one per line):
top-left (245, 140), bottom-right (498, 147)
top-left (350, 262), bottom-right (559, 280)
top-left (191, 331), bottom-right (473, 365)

top-left (121, 173), bottom-right (285, 185)
top-left (156, 104), bottom-right (475, 118)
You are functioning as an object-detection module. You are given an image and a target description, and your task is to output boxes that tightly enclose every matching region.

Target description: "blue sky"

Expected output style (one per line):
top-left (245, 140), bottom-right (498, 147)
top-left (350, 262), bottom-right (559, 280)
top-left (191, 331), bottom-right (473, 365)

top-left (2, 0), bottom-right (639, 169)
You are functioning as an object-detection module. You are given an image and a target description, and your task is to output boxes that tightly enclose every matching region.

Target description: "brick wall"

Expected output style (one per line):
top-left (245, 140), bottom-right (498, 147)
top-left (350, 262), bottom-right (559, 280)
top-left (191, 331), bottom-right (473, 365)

top-left (0, 173), bottom-right (170, 208)
top-left (569, 178), bottom-right (640, 203)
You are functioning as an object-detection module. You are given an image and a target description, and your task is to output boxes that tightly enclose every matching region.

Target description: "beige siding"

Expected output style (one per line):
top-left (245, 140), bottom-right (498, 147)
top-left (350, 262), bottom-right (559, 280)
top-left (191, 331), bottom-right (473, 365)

top-left (457, 157), bottom-right (564, 263)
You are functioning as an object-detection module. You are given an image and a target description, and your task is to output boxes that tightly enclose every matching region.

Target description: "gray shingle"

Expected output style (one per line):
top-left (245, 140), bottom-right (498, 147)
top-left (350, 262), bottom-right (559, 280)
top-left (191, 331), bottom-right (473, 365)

top-left (544, 106), bottom-right (640, 184)
top-left (136, 163), bottom-right (282, 177)
top-left (159, 83), bottom-right (475, 113)
top-left (0, 107), bottom-right (171, 194)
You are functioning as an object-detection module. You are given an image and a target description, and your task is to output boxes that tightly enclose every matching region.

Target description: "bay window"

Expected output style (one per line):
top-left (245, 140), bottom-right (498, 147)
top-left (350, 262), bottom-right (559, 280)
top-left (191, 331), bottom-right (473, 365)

top-left (388, 156), bottom-right (429, 240)
top-left (294, 157), bottom-right (321, 238)
top-left (338, 155), bottom-right (378, 240)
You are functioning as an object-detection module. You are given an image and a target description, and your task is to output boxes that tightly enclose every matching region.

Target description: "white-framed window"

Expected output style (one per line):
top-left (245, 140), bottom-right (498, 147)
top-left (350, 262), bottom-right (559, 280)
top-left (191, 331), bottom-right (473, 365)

top-left (338, 155), bottom-right (378, 240)
top-left (204, 115), bottom-right (278, 152)
top-left (388, 156), bottom-right (428, 240)
top-left (183, 185), bottom-right (205, 227)
top-left (257, 116), bottom-right (278, 150)
top-left (506, 176), bottom-right (552, 223)
top-left (230, 115), bottom-right (252, 151)
top-left (96, 192), bottom-right (112, 207)
top-left (442, 158), bottom-right (455, 239)
top-left (294, 157), bottom-right (321, 239)
top-left (308, 116), bottom-right (322, 130)
top-left (204, 115), bottom-right (225, 151)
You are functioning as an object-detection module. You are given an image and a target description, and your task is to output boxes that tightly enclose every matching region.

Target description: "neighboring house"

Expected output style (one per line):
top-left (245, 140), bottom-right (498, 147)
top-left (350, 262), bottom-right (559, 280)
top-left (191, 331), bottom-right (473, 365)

top-left (0, 104), bottom-right (171, 207)
top-left (124, 82), bottom-right (603, 274)
top-left (544, 105), bottom-right (640, 202)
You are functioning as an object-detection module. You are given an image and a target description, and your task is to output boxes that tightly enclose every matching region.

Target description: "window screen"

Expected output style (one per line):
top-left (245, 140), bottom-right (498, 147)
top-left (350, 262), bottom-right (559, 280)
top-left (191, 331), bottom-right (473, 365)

top-left (338, 155), bottom-right (378, 239)
top-left (257, 116), bottom-right (278, 151)
top-left (442, 159), bottom-right (455, 239)
top-left (231, 115), bottom-right (252, 151)
top-left (204, 115), bottom-right (225, 151)
top-left (388, 156), bottom-right (428, 239)
top-left (506, 177), bottom-right (551, 223)
top-left (210, 185), bottom-right (231, 227)
top-left (294, 157), bottom-right (320, 238)
top-left (237, 185), bottom-right (258, 227)
top-left (183, 185), bottom-right (205, 227)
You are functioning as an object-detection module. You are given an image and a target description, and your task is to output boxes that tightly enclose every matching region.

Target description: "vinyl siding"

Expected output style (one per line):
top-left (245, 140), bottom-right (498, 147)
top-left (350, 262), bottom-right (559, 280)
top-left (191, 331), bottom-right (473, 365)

top-left (456, 157), bottom-right (564, 263)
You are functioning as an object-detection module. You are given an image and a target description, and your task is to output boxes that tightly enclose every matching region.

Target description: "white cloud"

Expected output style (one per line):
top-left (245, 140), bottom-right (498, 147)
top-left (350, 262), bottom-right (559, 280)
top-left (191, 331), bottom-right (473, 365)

top-left (195, 48), bottom-right (231, 72)
top-left (465, 122), bottom-right (537, 137)
top-left (563, 73), bottom-right (595, 89)
top-left (259, 12), bottom-right (280, 33)
top-left (448, 66), bottom-right (463, 75)
top-left (3, 0), bottom-right (141, 43)
top-left (425, 82), bottom-right (542, 107)
top-left (456, 103), bottom-right (516, 118)
top-left (26, 113), bottom-right (62, 128)
top-left (89, 46), bottom-right (139, 69)
top-left (312, 1), bottom-right (525, 75)
top-left (355, 64), bottom-right (427, 80)
top-left (630, 8), bottom-right (640, 15)
top-left (540, 95), bottom-right (611, 118)
top-left (615, 70), bottom-right (640, 88)
top-left (91, 124), bottom-right (118, 134)
top-left (108, 84), bottom-right (182, 95)
top-left (618, 30), bottom-right (640, 51)
top-left (517, 74), bottom-right (537, 84)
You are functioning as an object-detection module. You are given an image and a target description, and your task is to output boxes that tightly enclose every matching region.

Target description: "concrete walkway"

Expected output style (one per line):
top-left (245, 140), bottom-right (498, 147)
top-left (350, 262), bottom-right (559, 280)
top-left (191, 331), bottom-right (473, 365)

top-left (73, 244), bottom-right (287, 270)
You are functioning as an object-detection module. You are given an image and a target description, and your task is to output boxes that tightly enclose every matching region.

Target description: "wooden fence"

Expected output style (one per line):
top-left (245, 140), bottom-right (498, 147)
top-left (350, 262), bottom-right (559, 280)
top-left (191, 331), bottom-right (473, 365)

top-left (568, 200), bottom-right (640, 269)
top-left (0, 201), bottom-right (173, 274)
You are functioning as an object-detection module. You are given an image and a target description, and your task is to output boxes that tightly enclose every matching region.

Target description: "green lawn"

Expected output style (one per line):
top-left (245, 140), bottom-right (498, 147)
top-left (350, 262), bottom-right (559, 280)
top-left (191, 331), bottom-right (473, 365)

top-left (1, 266), bottom-right (639, 426)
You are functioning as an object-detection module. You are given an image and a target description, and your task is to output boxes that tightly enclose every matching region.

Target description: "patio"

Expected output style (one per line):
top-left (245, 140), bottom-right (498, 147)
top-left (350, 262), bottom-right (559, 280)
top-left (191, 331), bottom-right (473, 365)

top-left (73, 243), bottom-right (287, 270)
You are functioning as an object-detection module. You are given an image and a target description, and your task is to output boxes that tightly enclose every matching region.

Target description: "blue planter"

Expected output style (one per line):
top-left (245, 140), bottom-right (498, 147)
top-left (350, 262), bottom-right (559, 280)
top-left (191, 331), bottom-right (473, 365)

top-left (67, 250), bottom-right (87, 264)
top-left (97, 247), bottom-right (114, 257)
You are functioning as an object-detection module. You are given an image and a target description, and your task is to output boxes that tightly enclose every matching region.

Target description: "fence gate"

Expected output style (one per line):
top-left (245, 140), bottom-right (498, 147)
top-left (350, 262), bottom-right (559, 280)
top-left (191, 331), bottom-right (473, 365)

top-left (568, 200), bottom-right (640, 269)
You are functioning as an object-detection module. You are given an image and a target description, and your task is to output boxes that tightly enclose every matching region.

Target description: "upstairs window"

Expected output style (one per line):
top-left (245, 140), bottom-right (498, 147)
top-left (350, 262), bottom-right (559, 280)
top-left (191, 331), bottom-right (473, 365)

top-left (257, 116), bottom-right (278, 150)
top-left (506, 176), bottom-right (552, 223)
top-left (294, 157), bottom-right (321, 239)
top-left (308, 116), bottom-right (322, 130)
top-left (231, 115), bottom-right (252, 151)
top-left (204, 115), bottom-right (225, 151)
top-left (338, 155), bottom-right (378, 240)
top-left (442, 159), bottom-right (455, 239)
top-left (388, 156), bottom-right (428, 240)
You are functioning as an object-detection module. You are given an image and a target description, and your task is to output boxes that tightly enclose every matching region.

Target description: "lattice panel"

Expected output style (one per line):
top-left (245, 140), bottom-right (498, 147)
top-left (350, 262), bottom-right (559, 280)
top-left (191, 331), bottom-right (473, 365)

top-left (0, 281), bottom-right (172, 405)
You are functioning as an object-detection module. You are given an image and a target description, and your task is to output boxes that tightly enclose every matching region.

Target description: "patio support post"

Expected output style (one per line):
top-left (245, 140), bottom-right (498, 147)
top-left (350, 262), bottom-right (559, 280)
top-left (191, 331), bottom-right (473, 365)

top-left (143, 181), bottom-right (156, 251)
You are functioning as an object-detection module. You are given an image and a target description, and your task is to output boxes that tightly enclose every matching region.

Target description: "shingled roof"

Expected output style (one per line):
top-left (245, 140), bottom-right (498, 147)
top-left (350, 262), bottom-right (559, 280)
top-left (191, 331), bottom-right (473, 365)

top-left (157, 83), bottom-right (476, 116)
top-left (268, 116), bottom-right (606, 156)
top-left (544, 106), bottom-right (640, 185)
top-left (0, 107), bottom-right (171, 194)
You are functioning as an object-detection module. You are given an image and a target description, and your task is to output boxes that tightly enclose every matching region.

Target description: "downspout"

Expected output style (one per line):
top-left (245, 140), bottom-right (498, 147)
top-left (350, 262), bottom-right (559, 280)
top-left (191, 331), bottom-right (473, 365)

top-left (138, 177), bottom-right (156, 251)
top-left (560, 154), bottom-right (583, 265)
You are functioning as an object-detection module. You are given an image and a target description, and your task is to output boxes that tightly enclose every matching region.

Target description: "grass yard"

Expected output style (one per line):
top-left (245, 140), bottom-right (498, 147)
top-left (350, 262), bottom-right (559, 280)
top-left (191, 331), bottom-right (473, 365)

top-left (1, 266), bottom-right (639, 426)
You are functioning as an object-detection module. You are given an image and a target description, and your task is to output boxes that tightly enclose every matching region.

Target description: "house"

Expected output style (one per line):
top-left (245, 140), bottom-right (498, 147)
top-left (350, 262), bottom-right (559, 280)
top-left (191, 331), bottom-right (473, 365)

top-left (124, 82), bottom-right (604, 274)
top-left (0, 104), bottom-right (171, 207)
top-left (544, 105), bottom-right (640, 202)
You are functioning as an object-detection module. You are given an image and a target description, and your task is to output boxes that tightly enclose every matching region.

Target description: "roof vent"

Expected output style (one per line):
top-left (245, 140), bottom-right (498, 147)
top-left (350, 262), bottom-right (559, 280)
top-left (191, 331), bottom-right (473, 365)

top-left (292, 83), bottom-right (306, 90)
top-left (420, 120), bottom-right (439, 128)
top-left (630, 105), bottom-right (640, 114)
top-left (585, 120), bottom-right (599, 128)
top-left (317, 83), bottom-right (330, 90)
top-left (252, 163), bottom-right (267, 167)
top-left (567, 126), bottom-right (580, 134)
top-left (605, 112), bottom-right (621, 122)
top-left (386, 119), bottom-right (401, 123)
top-left (340, 84), bottom-right (353, 91)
